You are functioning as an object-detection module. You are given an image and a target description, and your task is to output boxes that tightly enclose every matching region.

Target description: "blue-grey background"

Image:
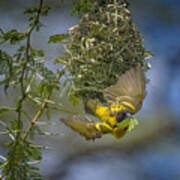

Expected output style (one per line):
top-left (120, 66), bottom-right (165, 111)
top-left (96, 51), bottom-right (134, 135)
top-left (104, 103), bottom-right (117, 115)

top-left (0, 0), bottom-right (180, 179)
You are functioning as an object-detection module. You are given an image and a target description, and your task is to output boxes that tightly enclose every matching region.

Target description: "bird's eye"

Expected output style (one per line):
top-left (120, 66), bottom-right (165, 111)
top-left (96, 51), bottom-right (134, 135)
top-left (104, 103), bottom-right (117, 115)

top-left (116, 110), bottom-right (127, 123)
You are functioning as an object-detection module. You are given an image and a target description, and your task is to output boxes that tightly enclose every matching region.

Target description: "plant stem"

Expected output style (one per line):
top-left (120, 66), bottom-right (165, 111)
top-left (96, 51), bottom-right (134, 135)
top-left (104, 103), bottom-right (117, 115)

top-left (22, 68), bottom-right (65, 141)
top-left (16, 0), bottom-right (44, 137)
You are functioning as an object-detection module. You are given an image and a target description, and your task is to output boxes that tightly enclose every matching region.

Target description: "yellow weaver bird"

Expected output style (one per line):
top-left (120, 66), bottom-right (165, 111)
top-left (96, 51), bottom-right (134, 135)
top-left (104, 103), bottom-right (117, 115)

top-left (61, 66), bottom-right (146, 140)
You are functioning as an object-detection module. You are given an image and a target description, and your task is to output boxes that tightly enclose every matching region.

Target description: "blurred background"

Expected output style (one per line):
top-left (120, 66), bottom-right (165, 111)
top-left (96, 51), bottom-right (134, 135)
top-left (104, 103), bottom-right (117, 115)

top-left (0, 0), bottom-right (180, 179)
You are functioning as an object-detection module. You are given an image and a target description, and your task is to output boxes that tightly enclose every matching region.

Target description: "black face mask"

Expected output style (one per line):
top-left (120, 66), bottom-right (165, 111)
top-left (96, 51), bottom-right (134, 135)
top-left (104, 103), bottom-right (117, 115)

top-left (116, 110), bottom-right (127, 123)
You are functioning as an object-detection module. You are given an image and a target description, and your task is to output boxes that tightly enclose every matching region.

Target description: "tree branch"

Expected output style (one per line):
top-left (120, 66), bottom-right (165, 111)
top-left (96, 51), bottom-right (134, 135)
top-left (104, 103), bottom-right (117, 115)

top-left (16, 0), bottom-right (44, 137)
top-left (22, 67), bottom-right (65, 141)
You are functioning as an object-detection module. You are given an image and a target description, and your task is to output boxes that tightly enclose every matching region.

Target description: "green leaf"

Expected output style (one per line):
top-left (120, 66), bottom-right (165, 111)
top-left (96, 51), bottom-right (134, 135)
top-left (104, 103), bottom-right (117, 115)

top-left (28, 148), bottom-right (41, 160)
top-left (54, 57), bottom-right (66, 64)
top-left (3, 141), bottom-right (13, 147)
top-left (0, 155), bottom-right (7, 161)
top-left (29, 170), bottom-right (43, 179)
top-left (24, 7), bottom-right (38, 14)
top-left (0, 30), bottom-right (26, 45)
top-left (0, 50), bottom-right (11, 75)
top-left (45, 108), bottom-right (50, 120)
top-left (71, 0), bottom-right (95, 16)
top-left (41, 7), bottom-right (51, 16)
top-left (30, 47), bottom-right (45, 57)
top-left (0, 107), bottom-right (15, 115)
top-left (48, 34), bottom-right (69, 43)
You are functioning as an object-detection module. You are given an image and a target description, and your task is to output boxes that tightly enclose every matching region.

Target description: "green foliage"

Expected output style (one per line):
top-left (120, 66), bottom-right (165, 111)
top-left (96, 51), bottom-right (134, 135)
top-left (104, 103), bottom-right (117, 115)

top-left (0, 50), bottom-right (12, 75)
top-left (71, 0), bottom-right (95, 16)
top-left (0, 30), bottom-right (26, 45)
top-left (0, 0), bottom-right (63, 179)
top-left (0, 29), bottom-right (26, 45)
top-left (0, 107), bottom-right (16, 115)
top-left (2, 140), bottom-right (44, 180)
top-left (0, 50), bottom-right (14, 93)
top-left (48, 34), bottom-right (69, 44)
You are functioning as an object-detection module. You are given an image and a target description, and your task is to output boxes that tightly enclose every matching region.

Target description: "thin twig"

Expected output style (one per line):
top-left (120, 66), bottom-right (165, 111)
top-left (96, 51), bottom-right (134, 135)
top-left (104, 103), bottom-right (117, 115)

top-left (16, 0), bottom-right (44, 137)
top-left (22, 68), bottom-right (65, 140)
top-left (21, 0), bottom-right (43, 96)
top-left (19, 0), bottom-right (43, 99)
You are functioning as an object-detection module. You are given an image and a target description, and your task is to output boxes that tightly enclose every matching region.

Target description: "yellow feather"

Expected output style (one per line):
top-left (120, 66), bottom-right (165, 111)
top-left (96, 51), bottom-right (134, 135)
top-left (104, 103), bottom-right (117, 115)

top-left (61, 66), bottom-right (146, 140)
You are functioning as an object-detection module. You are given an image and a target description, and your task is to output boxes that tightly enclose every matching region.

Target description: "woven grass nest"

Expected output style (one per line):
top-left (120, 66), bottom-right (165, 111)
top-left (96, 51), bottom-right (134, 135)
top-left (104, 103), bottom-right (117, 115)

top-left (63, 0), bottom-right (152, 102)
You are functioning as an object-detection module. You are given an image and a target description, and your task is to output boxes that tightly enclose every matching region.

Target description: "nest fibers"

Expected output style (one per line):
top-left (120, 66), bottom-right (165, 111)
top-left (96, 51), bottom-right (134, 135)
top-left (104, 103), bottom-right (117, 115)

top-left (63, 0), bottom-right (152, 102)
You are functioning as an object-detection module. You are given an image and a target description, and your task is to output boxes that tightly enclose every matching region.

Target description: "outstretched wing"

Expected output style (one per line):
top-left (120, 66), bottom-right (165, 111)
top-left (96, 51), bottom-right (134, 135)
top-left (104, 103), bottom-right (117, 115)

top-left (104, 66), bottom-right (146, 114)
top-left (61, 115), bottom-right (102, 140)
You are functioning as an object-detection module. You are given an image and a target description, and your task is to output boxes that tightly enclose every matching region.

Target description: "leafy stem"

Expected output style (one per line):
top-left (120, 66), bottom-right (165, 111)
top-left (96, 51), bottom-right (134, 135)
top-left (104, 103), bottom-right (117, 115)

top-left (16, 0), bottom-right (43, 137)
top-left (0, 0), bottom-right (45, 179)
top-left (22, 67), bottom-right (65, 141)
